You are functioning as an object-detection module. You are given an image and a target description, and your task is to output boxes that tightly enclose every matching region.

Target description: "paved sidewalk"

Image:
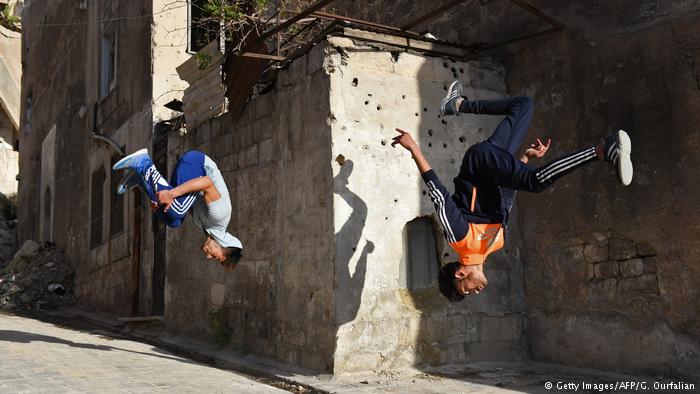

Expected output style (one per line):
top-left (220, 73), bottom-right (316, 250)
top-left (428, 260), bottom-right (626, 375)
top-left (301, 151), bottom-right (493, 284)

top-left (1, 308), bottom-right (691, 394)
top-left (0, 311), bottom-right (285, 393)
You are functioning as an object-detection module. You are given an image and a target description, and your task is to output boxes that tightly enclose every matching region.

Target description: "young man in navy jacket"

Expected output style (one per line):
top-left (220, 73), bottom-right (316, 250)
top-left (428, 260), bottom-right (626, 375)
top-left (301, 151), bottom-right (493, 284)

top-left (393, 81), bottom-right (633, 302)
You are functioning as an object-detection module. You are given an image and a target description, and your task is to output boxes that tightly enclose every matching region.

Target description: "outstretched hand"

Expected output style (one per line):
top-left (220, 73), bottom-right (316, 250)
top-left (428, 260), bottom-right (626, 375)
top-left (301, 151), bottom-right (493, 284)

top-left (524, 138), bottom-right (551, 159)
top-left (392, 128), bottom-right (418, 152)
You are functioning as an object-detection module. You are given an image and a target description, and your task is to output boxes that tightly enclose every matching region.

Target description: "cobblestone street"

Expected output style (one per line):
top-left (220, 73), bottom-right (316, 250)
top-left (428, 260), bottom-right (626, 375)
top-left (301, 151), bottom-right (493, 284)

top-left (0, 311), bottom-right (285, 393)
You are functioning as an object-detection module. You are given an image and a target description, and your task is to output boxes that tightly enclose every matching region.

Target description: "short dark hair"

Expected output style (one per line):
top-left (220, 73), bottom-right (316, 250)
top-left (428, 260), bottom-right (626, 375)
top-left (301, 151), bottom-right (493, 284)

top-left (438, 262), bottom-right (465, 302)
top-left (221, 247), bottom-right (242, 270)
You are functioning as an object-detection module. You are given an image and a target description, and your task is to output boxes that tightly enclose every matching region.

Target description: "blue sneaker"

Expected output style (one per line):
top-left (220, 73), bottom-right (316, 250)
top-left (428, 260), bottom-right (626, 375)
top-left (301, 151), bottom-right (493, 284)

top-left (603, 129), bottom-right (633, 186)
top-left (116, 169), bottom-right (157, 204)
top-left (112, 148), bottom-right (152, 173)
top-left (439, 80), bottom-right (463, 116)
top-left (117, 170), bottom-right (141, 195)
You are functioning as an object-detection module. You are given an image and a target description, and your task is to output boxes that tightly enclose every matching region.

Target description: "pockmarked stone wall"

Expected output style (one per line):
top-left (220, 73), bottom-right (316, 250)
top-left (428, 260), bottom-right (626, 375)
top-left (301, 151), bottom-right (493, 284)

top-left (325, 37), bottom-right (526, 372)
top-left (163, 37), bottom-right (526, 372)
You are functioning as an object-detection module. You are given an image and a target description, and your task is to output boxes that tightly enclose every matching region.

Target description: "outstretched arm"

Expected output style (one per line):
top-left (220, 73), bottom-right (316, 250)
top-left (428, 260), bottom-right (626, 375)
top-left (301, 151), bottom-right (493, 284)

top-left (157, 176), bottom-right (221, 212)
top-left (392, 128), bottom-right (432, 174)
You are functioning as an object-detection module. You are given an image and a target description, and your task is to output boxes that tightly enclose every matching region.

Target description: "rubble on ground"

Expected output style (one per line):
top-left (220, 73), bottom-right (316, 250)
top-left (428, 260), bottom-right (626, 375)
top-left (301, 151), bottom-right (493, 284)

top-left (0, 192), bottom-right (17, 267)
top-left (0, 240), bottom-right (76, 310)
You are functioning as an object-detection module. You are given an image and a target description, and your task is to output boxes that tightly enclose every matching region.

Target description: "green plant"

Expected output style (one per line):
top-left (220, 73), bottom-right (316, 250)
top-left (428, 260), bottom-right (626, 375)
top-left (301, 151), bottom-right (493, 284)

top-left (208, 308), bottom-right (232, 347)
top-left (0, 4), bottom-right (21, 32)
top-left (195, 52), bottom-right (212, 70)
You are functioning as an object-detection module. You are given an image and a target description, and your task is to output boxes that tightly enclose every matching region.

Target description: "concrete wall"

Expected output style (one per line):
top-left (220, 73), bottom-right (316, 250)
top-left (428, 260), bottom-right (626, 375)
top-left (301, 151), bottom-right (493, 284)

top-left (333, 0), bottom-right (700, 380)
top-left (325, 37), bottom-right (525, 372)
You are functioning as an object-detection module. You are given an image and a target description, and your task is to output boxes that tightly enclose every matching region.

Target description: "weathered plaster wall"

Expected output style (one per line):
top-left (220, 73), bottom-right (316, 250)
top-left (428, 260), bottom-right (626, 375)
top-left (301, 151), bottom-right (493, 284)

top-left (163, 43), bottom-right (336, 372)
top-left (325, 37), bottom-right (525, 372)
top-left (151, 0), bottom-right (190, 122)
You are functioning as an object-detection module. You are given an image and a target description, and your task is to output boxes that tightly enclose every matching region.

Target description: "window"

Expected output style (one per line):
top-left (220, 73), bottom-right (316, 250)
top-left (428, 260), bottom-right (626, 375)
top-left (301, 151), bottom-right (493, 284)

top-left (401, 217), bottom-right (440, 291)
top-left (188, 0), bottom-right (219, 53)
top-left (100, 31), bottom-right (116, 98)
top-left (90, 166), bottom-right (106, 248)
top-left (109, 157), bottom-right (124, 237)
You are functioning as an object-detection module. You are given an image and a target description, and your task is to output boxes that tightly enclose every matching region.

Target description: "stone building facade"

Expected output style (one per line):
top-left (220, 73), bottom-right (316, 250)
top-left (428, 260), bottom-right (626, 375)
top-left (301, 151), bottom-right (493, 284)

top-left (18, 0), bottom-right (700, 381)
top-left (18, 0), bottom-right (187, 315)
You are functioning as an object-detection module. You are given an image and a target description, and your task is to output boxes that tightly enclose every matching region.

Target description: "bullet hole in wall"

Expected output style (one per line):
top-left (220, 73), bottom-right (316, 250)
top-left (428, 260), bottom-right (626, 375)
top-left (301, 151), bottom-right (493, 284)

top-left (450, 159), bottom-right (455, 164)
top-left (443, 62), bottom-right (448, 68)
top-left (428, 142), bottom-right (432, 147)
top-left (415, 113), bottom-right (419, 116)
top-left (377, 105), bottom-right (382, 111)
top-left (368, 93), bottom-right (372, 97)
top-left (443, 143), bottom-right (447, 148)
top-left (459, 68), bottom-right (464, 74)
top-left (423, 107), bottom-right (428, 112)
top-left (441, 119), bottom-right (447, 125)
top-left (459, 136), bottom-right (465, 143)
top-left (381, 140), bottom-right (387, 146)
top-left (402, 94), bottom-right (406, 99)
top-left (422, 190), bottom-right (427, 195)
top-left (428, 129), bottom-right (433, 136)
top-left (365, 100), bottom-right (369, 105)
top-left (352, 78), bottom-right (358, 87)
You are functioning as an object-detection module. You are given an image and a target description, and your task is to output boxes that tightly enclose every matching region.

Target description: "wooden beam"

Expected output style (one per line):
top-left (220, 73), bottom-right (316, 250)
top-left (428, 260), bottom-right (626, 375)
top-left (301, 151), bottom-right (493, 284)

top-left (240, 52), bottom-right (286, 61)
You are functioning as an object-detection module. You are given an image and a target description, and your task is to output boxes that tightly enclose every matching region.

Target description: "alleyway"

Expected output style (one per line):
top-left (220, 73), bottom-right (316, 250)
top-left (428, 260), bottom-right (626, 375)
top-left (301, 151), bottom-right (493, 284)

top-left (0, 311), bottom-right (284, 393)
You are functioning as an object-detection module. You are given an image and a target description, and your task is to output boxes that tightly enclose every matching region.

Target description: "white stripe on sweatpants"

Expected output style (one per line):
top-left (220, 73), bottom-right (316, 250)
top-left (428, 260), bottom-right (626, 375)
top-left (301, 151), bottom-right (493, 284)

top-left (536, 148), bottom-right (596, 183)
top-left (536, 147), bottom-right (594, 181)
top-left (427, 181), bottom-right (457, 243)
top-left (170, 194), bottom-right (197, 215)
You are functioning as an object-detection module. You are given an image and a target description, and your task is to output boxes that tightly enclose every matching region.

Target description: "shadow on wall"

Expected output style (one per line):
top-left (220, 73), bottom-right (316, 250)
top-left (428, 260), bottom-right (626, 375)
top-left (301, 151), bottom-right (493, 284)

top-left (333, 159), bottom-right (373, 328)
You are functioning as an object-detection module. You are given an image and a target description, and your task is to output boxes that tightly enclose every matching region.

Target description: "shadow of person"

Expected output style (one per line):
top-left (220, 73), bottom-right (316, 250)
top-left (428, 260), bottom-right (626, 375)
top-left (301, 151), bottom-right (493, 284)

top-left (333, 159), bottom-right (373, 326)
top-left (0, 329), bottom-right (195, 363)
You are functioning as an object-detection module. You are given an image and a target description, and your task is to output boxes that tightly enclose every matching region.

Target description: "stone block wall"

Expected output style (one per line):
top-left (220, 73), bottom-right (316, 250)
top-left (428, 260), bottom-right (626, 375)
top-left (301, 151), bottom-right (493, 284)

top-left (163, 43), bottom-right (336, 371)
top-left (161, 37), bottom-right (527, 372)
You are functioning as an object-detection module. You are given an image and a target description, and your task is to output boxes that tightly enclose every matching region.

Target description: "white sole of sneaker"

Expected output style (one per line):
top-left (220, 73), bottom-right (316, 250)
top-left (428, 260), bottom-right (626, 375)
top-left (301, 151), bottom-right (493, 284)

top-left (617, 129), bottom-right (633, 186)
top-left (440, 81), bottom-right (462, 116)
top-left (113, 148), bottom-right (148, 170)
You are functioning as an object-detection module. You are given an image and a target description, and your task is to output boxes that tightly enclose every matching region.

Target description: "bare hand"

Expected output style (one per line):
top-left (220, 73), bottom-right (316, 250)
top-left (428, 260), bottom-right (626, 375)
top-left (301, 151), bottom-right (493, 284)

top-left (392, 128), bottom-right (418, 151)
top-left (156, 189), bottom-right (176, 212)
top-left (524, 138), bottom-right (551, 159)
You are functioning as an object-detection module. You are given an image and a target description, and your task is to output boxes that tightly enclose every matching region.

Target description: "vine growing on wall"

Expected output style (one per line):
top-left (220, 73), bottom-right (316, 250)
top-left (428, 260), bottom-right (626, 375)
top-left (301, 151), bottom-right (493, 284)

top-left (0, 4), bottom-right (21, 32)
